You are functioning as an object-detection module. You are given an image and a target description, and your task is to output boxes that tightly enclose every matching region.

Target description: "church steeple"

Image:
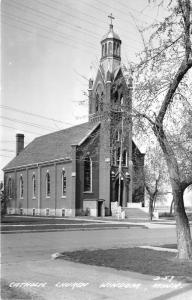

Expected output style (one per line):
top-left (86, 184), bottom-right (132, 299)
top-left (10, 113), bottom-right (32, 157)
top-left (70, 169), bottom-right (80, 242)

top-left (100, 14), bottom-right (121, 76)
top-left (88, 16), bottom-right (123, 122)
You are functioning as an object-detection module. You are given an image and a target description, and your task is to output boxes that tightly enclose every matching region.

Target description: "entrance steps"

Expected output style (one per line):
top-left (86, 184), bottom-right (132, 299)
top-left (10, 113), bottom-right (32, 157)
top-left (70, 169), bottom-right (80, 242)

top-left (123, 207), bottom-right (149, 219)
top-left (111, 202), bottom-right (149, 219)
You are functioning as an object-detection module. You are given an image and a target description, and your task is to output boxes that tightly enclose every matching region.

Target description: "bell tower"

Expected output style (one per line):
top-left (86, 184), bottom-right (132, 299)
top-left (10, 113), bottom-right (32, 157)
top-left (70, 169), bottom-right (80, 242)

top-left (88, 14), bottom-right (122, 122)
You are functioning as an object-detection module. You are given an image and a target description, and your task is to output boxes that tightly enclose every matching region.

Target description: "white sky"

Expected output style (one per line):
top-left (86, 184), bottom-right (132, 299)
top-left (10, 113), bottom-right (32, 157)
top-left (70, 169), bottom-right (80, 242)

top-left (1, 0), bottom-right (169, 180)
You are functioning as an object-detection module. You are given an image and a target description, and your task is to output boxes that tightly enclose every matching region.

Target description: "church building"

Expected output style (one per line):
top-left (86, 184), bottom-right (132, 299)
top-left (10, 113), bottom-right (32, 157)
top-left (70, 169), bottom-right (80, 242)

top-left (3, 20), bottom-right (145, 217)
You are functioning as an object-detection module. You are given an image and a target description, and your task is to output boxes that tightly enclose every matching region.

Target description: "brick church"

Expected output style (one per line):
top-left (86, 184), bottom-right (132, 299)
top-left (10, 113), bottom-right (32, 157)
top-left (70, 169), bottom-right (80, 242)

top-left (3, 20), bottom-right (145, 217)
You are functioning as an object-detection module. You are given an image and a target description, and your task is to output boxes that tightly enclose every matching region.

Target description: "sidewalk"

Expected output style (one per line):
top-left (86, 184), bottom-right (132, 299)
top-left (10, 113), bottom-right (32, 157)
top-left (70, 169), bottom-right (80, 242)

top-left (2, 215), bottom-right (192, 231)
top-left (3, 257), bottom-right (192, 300)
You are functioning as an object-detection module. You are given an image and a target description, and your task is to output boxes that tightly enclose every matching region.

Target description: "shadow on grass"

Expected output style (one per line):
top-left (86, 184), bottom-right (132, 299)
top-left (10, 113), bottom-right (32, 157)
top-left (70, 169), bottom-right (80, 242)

top-left (59, 247), bottom-right (192, 281)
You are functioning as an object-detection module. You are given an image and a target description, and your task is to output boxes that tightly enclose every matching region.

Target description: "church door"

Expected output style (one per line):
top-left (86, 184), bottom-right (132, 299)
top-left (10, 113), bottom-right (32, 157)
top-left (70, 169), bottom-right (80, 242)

top-left (115, 179), bottom-right (124, 206)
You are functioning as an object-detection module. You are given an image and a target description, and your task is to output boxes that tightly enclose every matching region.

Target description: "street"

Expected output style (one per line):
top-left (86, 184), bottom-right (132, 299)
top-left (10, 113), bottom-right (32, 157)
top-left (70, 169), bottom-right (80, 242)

top-left (2, 226), bottom-right (192, 299)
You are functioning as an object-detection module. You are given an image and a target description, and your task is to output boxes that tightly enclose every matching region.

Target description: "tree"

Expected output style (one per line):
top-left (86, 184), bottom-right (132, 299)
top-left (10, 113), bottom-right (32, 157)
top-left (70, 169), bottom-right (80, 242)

top-left (144, 145), bottom-right (170, 220)
top-left (1, 177), bottom-right (15, 216)
top-left (132, 0), bottom-right (192, 259)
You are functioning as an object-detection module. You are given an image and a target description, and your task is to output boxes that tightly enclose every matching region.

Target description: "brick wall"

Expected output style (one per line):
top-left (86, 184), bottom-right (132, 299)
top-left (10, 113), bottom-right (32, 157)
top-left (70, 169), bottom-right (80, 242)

top-left (76, 127), bottom-right (100, 215)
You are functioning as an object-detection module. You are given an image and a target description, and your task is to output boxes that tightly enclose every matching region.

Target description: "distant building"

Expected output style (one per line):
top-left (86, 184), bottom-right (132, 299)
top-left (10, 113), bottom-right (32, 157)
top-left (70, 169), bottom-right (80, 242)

top-left (3, 21), bottom-right (145, 217)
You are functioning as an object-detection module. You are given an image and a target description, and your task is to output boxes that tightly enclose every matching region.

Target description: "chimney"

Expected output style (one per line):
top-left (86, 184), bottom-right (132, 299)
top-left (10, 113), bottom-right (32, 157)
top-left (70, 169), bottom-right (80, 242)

top-left (16, 133), bottom-right (24, 156)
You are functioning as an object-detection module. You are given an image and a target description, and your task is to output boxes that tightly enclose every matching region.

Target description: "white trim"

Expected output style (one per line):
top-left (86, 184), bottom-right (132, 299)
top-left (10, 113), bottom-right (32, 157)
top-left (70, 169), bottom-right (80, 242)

top-left (4, 157), bottom-right (71, 171)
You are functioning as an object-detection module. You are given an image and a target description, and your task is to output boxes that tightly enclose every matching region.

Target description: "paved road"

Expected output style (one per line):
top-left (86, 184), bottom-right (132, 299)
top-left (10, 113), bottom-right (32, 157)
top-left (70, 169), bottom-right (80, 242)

top-left (2, 227), bottom-right (176, 263)
top-left (1, 227), bottom-right (192, 299)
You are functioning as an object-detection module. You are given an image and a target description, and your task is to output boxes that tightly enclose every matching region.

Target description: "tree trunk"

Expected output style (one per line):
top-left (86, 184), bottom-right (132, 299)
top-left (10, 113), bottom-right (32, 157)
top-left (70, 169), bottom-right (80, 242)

top-left (153, 126), bottom-right (192, 260)
top-left (170, 199), bottom-right (174, 215)
top-left (149, 196), bottom-right (154, 221)
top-left (174, 190), bottom-right (192, 260)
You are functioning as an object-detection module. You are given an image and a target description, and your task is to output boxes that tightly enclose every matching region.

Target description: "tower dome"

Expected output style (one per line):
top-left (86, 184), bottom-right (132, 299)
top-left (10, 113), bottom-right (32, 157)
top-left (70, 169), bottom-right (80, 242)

top-left (101, 24), bottom-right (121, 41)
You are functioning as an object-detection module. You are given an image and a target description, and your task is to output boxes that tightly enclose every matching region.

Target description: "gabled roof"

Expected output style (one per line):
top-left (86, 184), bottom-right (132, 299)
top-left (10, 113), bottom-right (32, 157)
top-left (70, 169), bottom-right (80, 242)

top-left (4, 122), bottom-right (100, 170)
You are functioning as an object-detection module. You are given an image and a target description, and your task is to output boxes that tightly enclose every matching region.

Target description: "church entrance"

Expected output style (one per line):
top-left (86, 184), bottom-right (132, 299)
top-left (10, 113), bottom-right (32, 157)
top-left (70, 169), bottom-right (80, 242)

top-left (98, 199), bottom-right (105, 217)
top-left (98, 201), bottom-right (102, 217)
top-left (115, 179), bottom-right (124, 206)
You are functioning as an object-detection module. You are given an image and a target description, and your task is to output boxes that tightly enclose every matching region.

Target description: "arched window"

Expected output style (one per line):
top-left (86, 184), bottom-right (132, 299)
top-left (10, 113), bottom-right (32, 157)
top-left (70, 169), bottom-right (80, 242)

top-left (46, 172), bottom-right (50, 197)
top-left (122, 150), bottom-right (128, 166)
top-left (95, 85), bottom-right (104, 113)
top-left (114, 42), bottom-right (117, 55)
top-left (95, 93), bottom-right (99, 112)
top-left (20, 176), bottom-right (24, 198)
top-left (62, 170), bottom-right (66, 196)
top-left (32, 174), bottom-right (36, 198)
top-left (102, 44), bottom-right (105, 57)
top-left (84, 156), bottom-right (92, 192)
top-left (115, 130), bottom-right (120, 141)
top-left (117, 147), bottom-right (120, 165)
top-left (108, 42), bottom-right (112, 55)
top-left (114, 91), bottom-right (118, 103)
top-left (112, 149), bottom-right (116, 165)
top-left (120, 94), bottom-right (124, 106)
top-left (117, 43), bottom-right (120, 56)
top-left (100, 92), bottom-right (104, 111)
top-left (104, 43), bottom-right (107, 56)
top-left (8, 177), bottom-right (12, 198)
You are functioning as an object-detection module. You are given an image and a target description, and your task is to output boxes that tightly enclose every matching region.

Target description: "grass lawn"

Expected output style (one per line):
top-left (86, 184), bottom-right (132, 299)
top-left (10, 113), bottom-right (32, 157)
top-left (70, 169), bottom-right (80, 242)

top-left (59, 247), bottom-right (192, 281)
top-left (1, 215), bottom-right (97, 224)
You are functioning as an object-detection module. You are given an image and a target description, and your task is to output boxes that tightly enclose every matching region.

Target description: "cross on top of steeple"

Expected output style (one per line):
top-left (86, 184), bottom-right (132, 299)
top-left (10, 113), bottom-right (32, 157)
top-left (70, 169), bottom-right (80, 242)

top-left (108, 13), bottom-right (115, 26)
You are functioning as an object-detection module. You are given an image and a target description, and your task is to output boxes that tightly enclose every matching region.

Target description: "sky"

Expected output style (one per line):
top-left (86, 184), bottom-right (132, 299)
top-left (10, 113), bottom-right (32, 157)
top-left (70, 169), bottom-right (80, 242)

top-left (0, 0), bottom-right (170, 180)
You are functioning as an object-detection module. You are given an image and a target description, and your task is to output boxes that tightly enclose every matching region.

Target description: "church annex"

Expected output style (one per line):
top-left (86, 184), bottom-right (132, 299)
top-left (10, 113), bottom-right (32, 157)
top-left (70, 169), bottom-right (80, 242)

top-left (3, 20), bottom-right (145, 217)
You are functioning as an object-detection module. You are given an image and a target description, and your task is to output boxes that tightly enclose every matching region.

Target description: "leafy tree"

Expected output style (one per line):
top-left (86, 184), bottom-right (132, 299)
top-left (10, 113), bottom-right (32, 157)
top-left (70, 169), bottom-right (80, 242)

top-left (132, 0), bottom-right (192, 259)
top-left (144, 145), bottom-right (170, 220)
top-left (1, 177), bottom-right (15, 216)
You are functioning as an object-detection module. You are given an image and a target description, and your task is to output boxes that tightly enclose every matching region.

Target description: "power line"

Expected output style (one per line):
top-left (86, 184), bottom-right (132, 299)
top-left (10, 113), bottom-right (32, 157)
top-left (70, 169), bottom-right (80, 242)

top-left (0, 116), bottom-right (60, 132)
top-left (34, 0), bottom-right (107, 31)
top-left (4, 0), bottom-right (104, 45)
top-left (5, 0), bottom-right (101, 43)
top-left (0, 123), bottom-right (45, 136)
top-left (0, 105), bottom-right (73, 126)
top-left (3, 21), bottom-right (94, 55)
top-left (4, 0), bottom-right (142, 52)
top-left (48, 0), bottom-right (144, 48)
top-left (2, 11), bottom-right (97, 50)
